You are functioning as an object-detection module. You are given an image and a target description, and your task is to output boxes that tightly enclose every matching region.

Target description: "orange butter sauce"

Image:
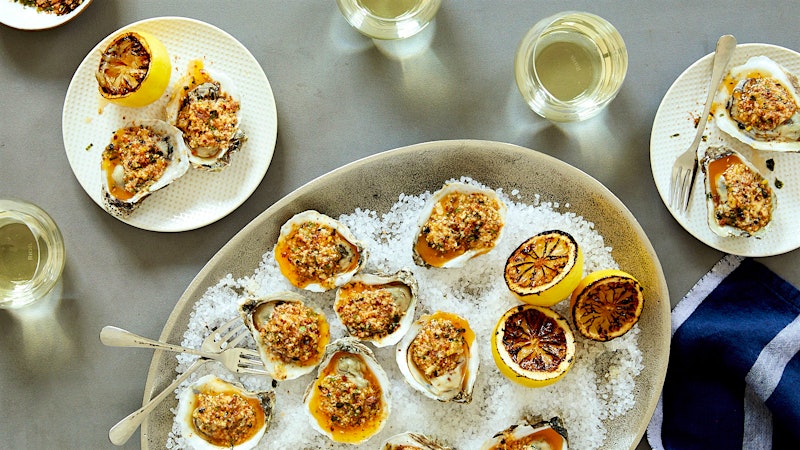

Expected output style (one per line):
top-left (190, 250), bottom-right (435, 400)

top-left (306, 352), bottom-right (386, 444)
top-left (487, 426), bottom-right (565, 450)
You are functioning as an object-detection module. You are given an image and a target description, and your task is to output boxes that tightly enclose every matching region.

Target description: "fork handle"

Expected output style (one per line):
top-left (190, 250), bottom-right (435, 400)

top-left (108, 359), bottom-right (205, 446)
top-left (692, 34), bottom-right (737, 150)
top-left (100, 326), bottom-right (208, 358)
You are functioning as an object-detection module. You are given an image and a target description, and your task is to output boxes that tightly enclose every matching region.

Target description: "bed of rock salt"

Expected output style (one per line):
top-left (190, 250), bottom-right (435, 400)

top-left (165, 178), bottom-right (643, 450)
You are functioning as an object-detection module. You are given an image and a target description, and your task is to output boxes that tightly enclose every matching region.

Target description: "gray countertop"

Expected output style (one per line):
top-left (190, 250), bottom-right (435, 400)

top-left (1, 1), bottom-right (798, 448)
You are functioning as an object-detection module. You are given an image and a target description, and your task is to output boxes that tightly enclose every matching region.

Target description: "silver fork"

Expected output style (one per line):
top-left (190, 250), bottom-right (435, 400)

top-left (669, 34), bottom-right (737, 213)
top-left (105, 317), bottom-right (264, 446)
top-left (100, 320), bottom-right (264, 375)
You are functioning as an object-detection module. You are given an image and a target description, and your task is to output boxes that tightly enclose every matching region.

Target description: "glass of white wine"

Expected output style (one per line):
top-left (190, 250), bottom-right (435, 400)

top-left (515, 11), bottom-right (628, 122)
top-left (0, 199), bottom-right (65, 309)
top-left (336, 0), bottom-right (441, 40)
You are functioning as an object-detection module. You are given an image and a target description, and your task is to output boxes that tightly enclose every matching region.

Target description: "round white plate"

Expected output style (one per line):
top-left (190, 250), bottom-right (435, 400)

top-left (0, 0), bottom-right (92, 30)
top-left (651, 43), bottom-right (800, 257)
top-left (62, 17), bottom-right (277, 232)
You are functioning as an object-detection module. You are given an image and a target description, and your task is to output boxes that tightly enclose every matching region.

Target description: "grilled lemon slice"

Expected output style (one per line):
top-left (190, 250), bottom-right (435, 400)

top-left (503, 230), bottom-right (583, 307)
top-left (96, 30), bottom-right (171, 107)
top-left (492, 304), bottom-right (576, 388)
top-left (570, 269), bottom-right (644, 341)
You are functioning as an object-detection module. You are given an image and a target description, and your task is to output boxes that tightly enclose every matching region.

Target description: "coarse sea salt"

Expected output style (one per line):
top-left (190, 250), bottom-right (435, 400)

top-left (165, 177), bottom-right (643, 450)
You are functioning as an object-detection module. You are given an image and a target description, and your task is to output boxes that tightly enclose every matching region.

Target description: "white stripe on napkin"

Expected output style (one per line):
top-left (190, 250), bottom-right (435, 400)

top-left (647, 254), bottom-right (744, 450)
top-left (743, 385), bottom-right (772, 450)
top-left (742, 313), bottom-right (800, 448)
top-left (746, 313), bottom-right (800, 400)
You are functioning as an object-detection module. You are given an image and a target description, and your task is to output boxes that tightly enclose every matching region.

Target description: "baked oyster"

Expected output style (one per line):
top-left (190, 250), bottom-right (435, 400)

top-left (176, 374), bottom-right (275, 450)
top-left (100, 119), bottom-right (190, 218)
top-left (413, 181), bottom-right (507, 268)
top-left (480, 416), bottom-right (569, 450)
top-left (381, 432), bottom-right (452, 450)
top-left (274, 210), bottom-right (367, 292)
top-left (701, 146), bottom-right (775, 237)
top-left (396, 311), bottom-right (479, 403)
top-left (714, 55), bottom-right (800, 152)
top-left (239, 292), bottom-right (330, 380)
top-left (303, 337), bottom-right (391, 444)
top-left (334, 269), bottom-right (418, 347)
top-left (165, 59), bottom-right (246, 170)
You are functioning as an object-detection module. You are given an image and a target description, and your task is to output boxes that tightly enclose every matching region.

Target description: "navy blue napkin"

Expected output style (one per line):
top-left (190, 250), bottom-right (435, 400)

top-left (647, 255), bottom-right (800, 450)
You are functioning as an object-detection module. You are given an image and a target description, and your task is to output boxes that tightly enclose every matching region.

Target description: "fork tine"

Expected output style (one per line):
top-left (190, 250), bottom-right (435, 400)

top-left (669, 166), bottom-right (681, 209)
top-left (223, 325), bottom-right (250, 348)
top-left (237, 350), bottom-right (263, 361)
top-left (212, 316), bottom-right (241, 336)
top-left (237, 366), bottom-right (269, 375)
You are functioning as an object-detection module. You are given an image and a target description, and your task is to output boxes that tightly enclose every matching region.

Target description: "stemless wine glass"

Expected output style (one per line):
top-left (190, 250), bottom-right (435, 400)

top-left (0, 199), bottom-right (65, 309)
top-left (514, 11), bottom-right (628, 122)
top-left (336, 0), bottom-right (442, 40)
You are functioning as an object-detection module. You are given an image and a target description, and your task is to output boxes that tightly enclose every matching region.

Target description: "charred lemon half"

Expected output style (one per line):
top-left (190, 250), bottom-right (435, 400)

top-left (96, 30), bottom-right (171, 107)
top-left (503, 230), bottom-right (583, 307)
top-left (492, 304), bottom-right (576, 388)
top-left (570, 269), bottom-right (644, 342)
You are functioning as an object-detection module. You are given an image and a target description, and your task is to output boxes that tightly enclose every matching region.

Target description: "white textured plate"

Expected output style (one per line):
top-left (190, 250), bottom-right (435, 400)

top-left (651, 43), bottom-right (800, 257)
top-left (62, 17), bottom-right (277, 232)
top-left (0, 0), bottom-right (92, 30)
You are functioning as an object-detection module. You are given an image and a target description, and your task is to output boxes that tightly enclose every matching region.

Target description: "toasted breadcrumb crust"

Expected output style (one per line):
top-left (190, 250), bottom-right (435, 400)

top-left (730, 77), bottom-right (797, 131)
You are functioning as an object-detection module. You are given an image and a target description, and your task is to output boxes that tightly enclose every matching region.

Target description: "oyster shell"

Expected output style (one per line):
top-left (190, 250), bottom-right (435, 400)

top-left (413, 181), bottom-right (507, 268)
top-left (714, 55), bottom-right (800, 152)
top-left (396, 310), bottom-right (479, 403)
top-left (701, 146), bottom-right (776, 237)
top-left (239, 292), bottom-right (330, 380)
top-left (303, 337), bottom-right (391, 444)
top-left (100, 119), bottom-right (190, 218)
top-left (480, 416), bottom-right (569, 450)
top-left (165, 59), bottom-right (246, 171)
top-left (334, 269), bottom-right (419, 347)
top-left (274, 210), bottom-right (367, 292)
top-left (381, 432), bottom-right (452, 450)
top-left (176, 374), bottom-right (275, 450)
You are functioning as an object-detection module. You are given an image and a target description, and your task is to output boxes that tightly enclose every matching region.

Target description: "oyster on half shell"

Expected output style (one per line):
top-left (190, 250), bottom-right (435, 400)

top-left (480, 416), bottom-right (569, 450)
top-left (701, 146), bottom-right (776, 237)
top-left (381, 432), bottom-right (452, 450)
top-left (413, 181), bottom-right (507, 268)
top-left (714, 55), bottom-right (800, 152)
top-left (100, 119), bottom-right (190, 218)
top-left (274, 210), bottom-right (367, 292)
top-left (165, 59), bottom-right (246, 171)
top-left (396, 311), bottom-right (479, 403)
top-left (334, 269), bottom-right (419, 347)
top-left (303, 337), bottom-right (391, 444)
top-left (239, 292), bottom-right (330, 380)
top-left (176, 374), bottom-right (275, 450)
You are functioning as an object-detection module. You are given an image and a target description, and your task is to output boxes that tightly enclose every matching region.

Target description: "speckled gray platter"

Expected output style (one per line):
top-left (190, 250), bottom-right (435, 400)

top-left (141, 140), bottom-right (670, 449)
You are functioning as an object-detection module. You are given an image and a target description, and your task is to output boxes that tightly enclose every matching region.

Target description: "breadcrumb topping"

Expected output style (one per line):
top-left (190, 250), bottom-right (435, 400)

top-left (336, 282), bottom-right (403, 340)
top-left (191, 392), bottom-right (259, 446)
top-left (420, 191), bottom-right (503, 256)
top-left (712, 161), bottom-right (773, 235)
top-left (730, 77), bottom-right (797, 131)
top-left (102, 125), bottom-right (170, 198)
top-left (262, 302), bottom-right (322, 364)
top-left (409, 318), bottom-right (466, 379)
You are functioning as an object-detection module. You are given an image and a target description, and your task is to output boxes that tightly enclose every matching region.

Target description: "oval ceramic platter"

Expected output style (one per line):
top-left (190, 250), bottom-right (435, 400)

top-left (0, 0), bottom-right (93, 30)
top-left (62, 17), bottom-right (277, 232)
top-left (651, 43), bottom-right (800, 256)
top-left (140, 140), bottom-right (670, 450)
